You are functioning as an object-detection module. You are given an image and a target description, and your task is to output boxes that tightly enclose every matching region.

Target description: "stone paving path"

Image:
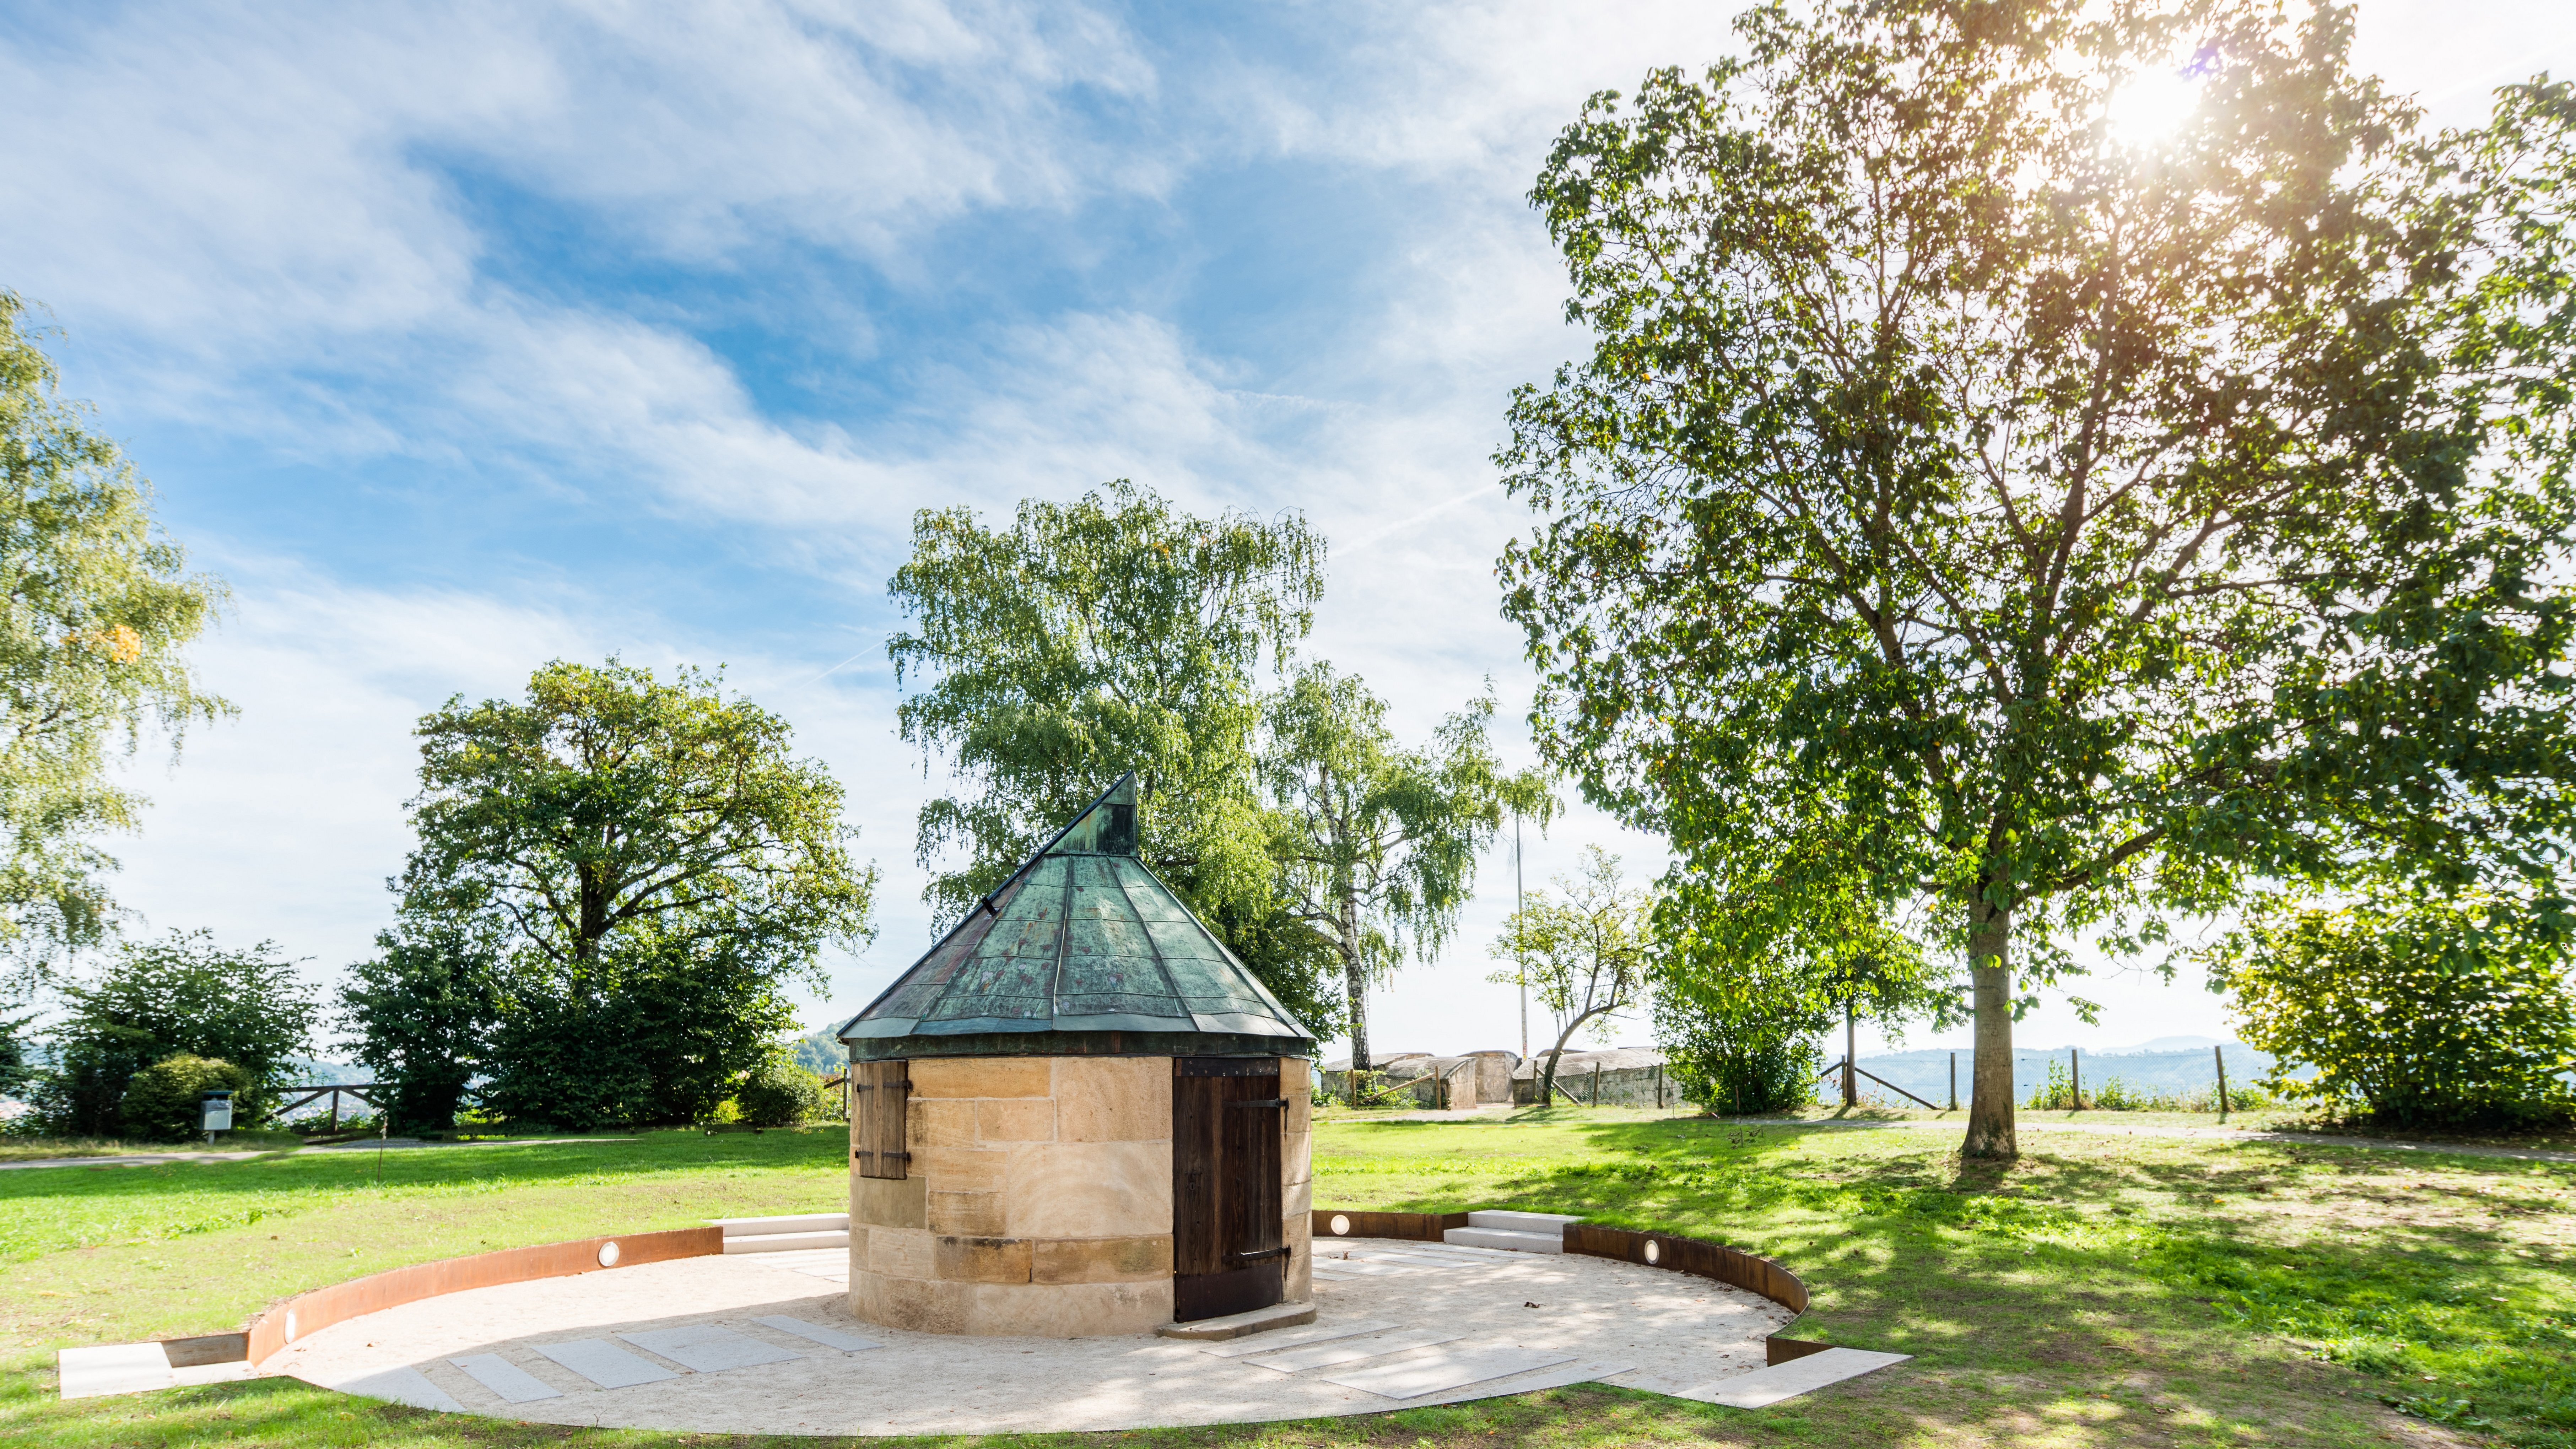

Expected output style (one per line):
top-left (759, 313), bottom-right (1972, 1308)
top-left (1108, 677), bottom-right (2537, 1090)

top-left (267, 1237), bottom-right (1795, 1434)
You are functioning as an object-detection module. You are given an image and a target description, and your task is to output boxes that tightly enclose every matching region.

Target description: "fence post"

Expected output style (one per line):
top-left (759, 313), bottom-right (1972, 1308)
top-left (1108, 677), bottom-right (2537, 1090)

top-left (1949, 1052), bottom-right (1957, 1112)
top-left (1843, 1001), bottom-right (1858, 1108)
top-left (327, 1089), bottom-right (340, 1135)
top-left (1591, 1063), bottom-right (1601, 1106)
top-left (2214, 1044), bottom-right (2229, 1120)
top-left (2070, 1047), bottom-right (2081, 1110)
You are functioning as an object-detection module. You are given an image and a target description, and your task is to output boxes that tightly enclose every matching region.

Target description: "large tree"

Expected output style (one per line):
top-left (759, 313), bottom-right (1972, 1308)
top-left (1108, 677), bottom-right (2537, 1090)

top-left (0, 292), bottom-right (229, 1050)
top-left (1261, 662), bottom-right (1549, 1086)
top-left (887, 481), bottom-right (1343, 1029)
top-left (1497, 1), bottom-right (2576, 1156)
top-left (394, 660), bottom-right (876, 1127)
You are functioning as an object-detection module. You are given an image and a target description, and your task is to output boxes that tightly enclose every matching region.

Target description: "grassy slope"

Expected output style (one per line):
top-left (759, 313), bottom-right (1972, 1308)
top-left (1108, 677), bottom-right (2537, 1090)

top-left (2, 1111), bottom-right (2571, 1447)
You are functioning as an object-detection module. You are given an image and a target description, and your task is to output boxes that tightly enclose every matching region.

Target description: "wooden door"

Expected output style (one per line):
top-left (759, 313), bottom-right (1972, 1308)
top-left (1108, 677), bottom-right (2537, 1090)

top-left (1171, 1056), bottom-right (1285, 1321)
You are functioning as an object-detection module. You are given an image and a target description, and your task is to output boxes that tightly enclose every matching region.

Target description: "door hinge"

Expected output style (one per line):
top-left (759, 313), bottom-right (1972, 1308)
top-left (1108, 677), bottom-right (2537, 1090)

top-left (1230, 1097), bottom-right (1290, 1109)
top-left (1230, 1245), bottom-right (1290, 1262)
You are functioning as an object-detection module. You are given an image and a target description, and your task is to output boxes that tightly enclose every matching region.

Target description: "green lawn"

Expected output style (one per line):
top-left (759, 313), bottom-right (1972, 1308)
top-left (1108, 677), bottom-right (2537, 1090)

top-left (3, 1111), bottom-right (2571, 1447)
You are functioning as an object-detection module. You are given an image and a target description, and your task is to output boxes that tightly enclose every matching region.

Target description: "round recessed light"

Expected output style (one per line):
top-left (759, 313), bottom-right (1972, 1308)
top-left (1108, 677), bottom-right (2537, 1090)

top-left (1329, 1214), bottom-right (1351, 1236)
top-left (1645, 1239), bottom-right (1661, 1265)
top-left (597, 1240), bottom-right (621, 1267)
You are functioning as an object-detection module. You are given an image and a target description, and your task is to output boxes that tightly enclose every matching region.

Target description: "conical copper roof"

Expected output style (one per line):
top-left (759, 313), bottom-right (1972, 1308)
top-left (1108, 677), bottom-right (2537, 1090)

top-left (837, 774), bottom-right (1316, 1061)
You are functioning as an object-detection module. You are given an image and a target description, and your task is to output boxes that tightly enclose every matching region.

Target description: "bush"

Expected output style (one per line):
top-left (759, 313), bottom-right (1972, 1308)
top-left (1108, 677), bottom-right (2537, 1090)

top-left (733, 1057), bottom-right (828, 1128)
top-left (1657, 990), bottom-right (1821, 1115)
top-left (2207, 893), bottom-right (2576, 1129)
top-left (119, 1055), bottom-right (257, 1142)
top-left (27, 931), bottom-right (313, 1134)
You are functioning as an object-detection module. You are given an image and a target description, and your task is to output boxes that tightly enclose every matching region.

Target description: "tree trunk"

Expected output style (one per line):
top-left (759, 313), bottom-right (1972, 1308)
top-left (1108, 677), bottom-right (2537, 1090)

top-left (1343, 945), bottom-right (1370, 1108)
top-left (1962, 897), bottom-right (2017, 1159)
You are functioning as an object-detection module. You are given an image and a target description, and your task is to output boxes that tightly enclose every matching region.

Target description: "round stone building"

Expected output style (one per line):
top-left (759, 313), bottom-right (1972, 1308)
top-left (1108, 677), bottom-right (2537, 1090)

top-left (836, 775), bottom-right (1317, 1337)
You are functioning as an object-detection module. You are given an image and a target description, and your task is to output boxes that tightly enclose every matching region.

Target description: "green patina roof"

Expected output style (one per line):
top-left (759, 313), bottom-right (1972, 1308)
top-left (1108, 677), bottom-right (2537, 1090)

top-left (837, 775), bottom-right (1316, 1060)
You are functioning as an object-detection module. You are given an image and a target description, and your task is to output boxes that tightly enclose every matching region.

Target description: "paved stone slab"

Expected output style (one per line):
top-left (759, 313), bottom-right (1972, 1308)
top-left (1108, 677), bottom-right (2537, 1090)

top-left (621, 1325), bottom-right (800, 1373)
top-left (450, 1353), bottom-right (563, 1402)
top-left (1676, 1347), bottom-right (1911, 1407)
top-left (537, 1338), bottom-right (685, 1386)
top-left (325, 1366), bottom-right (465, 1411)
top-left (1415, 1359), bottom-right (1631, 1404)
top-left (752, 1316), bottom-right (881, 1353)
top-left (1312, 1258), bottom-right (1419, 1276)
top-left (1198, 1319), bottom-right (1397, 1359)
top-left (58, 1343), bottom-right (171, 1399)
top-left (1241, 1327), bottom-right (1462, 1373)
top-left (1323, 1345), bottom-right (1577, 1400)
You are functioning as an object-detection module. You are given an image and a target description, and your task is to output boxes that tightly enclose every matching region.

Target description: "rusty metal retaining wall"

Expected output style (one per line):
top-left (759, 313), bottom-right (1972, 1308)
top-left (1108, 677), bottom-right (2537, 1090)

top-left (1309, 1209), bottom-right (1472, 1242)
top-left (242, 1226), bottom-right (723, 1365)
top-left (1559, 1222), bottom-right (1808, 1313)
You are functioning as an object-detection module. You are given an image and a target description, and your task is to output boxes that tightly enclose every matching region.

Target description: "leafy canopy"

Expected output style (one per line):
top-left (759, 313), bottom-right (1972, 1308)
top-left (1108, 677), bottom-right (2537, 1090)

top-left (395, 660), bottom-right (876, 1128)
top-left (1496, 0), bottom-right (2576, 1155)
top-left (1263, 661), bottom-right (1549, 1072)
top-left (0, 293), bottom-right (229, 963)
top-left (888, 480), bottom-right (1324, 922)
top-left (2202, 893), bottom-right (2576, 1128)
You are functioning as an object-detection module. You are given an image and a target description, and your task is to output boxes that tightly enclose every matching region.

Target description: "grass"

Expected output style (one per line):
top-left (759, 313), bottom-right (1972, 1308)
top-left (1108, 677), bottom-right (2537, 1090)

top-left (2, 1109), bottom-right (2571, 1446)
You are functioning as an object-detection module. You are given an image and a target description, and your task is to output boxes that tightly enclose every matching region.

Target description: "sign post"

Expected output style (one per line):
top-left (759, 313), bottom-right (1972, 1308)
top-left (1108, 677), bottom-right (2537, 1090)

top-left (200, 1090), bottom-right (234, 1145)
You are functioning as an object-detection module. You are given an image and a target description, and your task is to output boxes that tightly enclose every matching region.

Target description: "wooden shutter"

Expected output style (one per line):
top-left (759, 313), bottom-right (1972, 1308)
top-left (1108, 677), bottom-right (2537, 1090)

top-left (852, 1059), bottom-right (911, 1180)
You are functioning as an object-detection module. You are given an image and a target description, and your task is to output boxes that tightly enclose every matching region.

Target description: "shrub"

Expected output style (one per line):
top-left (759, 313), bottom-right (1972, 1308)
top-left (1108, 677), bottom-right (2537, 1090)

top-left (28, 931), bottom-right (313, 1134)
top-left (120, 1054), bottom-right (257, 1142)
top-left (2206, 893), bottom-right (2576, 1129)
top-left (1657, 991), bottom-right (1822, 1115)
top-left (733, 1057), bottom-right (828, 1128)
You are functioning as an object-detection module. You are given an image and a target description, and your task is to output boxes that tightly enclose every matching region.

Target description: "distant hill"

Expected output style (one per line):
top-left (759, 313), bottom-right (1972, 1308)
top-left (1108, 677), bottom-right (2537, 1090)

top-left (1845, 1044), bottom-right (2283, 1107)
top-left (790, 1027), bottom-right (845, 1076)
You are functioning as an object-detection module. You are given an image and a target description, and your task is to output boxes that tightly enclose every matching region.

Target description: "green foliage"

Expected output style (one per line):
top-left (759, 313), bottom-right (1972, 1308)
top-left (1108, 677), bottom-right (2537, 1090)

top-left (1495, 1), bottom-right (2576, 1158)
top-left (2205, 894), bottom-right (2576, 1129)
top-left (25, 931), bottom-right (313, 1134)
top-left (117, 1054), bottom-right (253, 1143)
top-left (1489, 847), bottom-right (1649, 1099)
top-left (888, 480), bottom-right (1322, 918)
top-left (1654, 986), bottom-right (1820, 1115)
top-left (395, 660), bottom-right (877, 1130)
top-left (0, 294), bottom-right (230, 959)
top-left (1262, 662), bottom-right (1551, 1074)
top-left (885, 481), bottom-right (1341, 1024)
top-left (733, 1056), bottom-right (828, 1128)
top-left (337, 921), bottom-right (492, 1134)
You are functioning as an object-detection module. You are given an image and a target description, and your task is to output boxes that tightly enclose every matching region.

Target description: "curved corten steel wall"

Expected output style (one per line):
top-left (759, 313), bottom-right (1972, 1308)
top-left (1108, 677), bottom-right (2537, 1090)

top-left (1309, 1209), bottom-right (1470, 1243)
top-left (1559, 1222), bottom-right (1807, 1313)
top-left (245, 1226), bottom-right (722, 1364)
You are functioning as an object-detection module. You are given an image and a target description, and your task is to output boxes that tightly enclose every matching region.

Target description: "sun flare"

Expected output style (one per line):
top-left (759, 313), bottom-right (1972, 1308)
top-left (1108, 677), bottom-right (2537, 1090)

top-left (2105, 65), bottom-right (2204, 144)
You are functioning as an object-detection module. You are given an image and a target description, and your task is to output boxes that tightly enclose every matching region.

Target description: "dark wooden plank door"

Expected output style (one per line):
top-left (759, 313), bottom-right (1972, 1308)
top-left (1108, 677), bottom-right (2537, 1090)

top-left (1171, 1056), bottom-right (1285, 1321)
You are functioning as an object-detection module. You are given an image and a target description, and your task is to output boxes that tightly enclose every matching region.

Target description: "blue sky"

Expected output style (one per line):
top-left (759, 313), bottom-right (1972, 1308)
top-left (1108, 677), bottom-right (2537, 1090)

top-left (5, 0), bottom-right (2572, 1065)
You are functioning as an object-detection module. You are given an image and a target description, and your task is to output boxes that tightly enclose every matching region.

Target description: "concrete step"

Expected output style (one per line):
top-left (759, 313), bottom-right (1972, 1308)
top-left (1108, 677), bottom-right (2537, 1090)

top-left (1154, 1301), bottom-right (1319, 1341)
top-left (709, 1213), bottom-right (849, 1238)
top-left (721, 1229), bottom-right (850, 1254)
top-left (1443, 1226), bottom-right (1563, 1254)
top-left (1465, 1210), bottom-right (1580, 1234)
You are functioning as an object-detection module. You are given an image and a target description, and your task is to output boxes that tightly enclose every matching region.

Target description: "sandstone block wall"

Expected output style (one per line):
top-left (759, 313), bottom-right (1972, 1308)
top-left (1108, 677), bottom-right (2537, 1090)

top-left (849, 1053), bottom-right (1313, 1337)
